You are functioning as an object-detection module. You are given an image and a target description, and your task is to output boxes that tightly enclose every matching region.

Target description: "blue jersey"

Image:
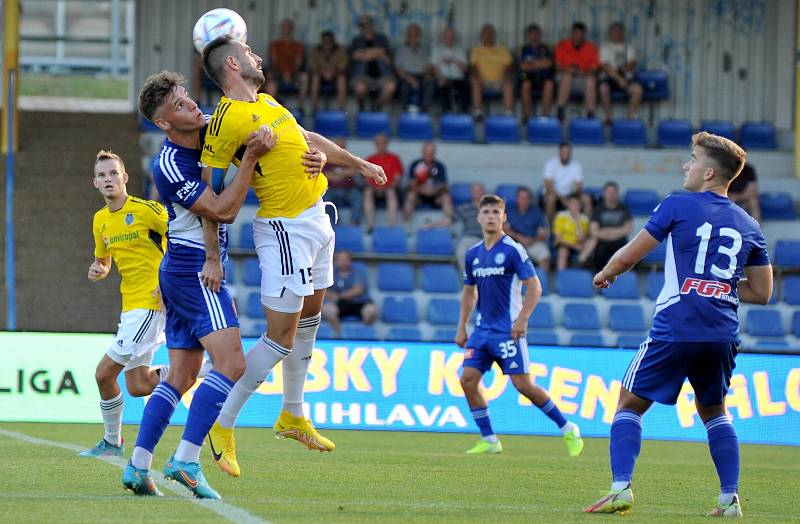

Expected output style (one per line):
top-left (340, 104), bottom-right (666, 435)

top-left (464, 235), bottom-right (537, 334)
top-left (644, 191), bottom-right (769, 342)
top-left (153, 138), bottom-right (228, 273)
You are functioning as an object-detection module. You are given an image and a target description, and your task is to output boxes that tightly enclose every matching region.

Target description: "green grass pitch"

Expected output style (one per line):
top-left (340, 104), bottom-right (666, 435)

top-left (1, 423), bottom-right (798, 523)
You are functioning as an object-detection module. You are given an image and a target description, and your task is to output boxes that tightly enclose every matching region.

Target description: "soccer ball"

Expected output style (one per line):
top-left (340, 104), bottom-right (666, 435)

top-left (192, 8), bottom-right (248, 54)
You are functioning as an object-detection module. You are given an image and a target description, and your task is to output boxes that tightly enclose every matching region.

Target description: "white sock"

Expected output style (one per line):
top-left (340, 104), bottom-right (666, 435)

top-left (100, 393), bottom-right (124, 446)
top-left (174, 440), bottom-right (202, 463)
top-left (217, 334), bottom-right (290, 429)
top-left (611, 481), bottom-right (630, 491)
top-left (282, 314), bottom-right (319, 418)
top-left (155, 365), bottom-right (170, 381)
top-left (560, 421), bottom-right (577, 436)
top-left (131, 446), bottom-right (153, 470)
top-left (482, 434), bottom-right (499, 444)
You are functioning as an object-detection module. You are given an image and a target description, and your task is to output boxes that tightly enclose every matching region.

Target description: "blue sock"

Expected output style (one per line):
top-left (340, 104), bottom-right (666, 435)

top-left (131, 381), bottom-right (180, 468)
top-left (181, 371), bottom-right (233, 446)
top-left (705, 415), bottom-right (740, 495)
top-left (538, 399), bottom-right (568, 429)
top-left (470, 407), bottom-right (495, 439)
top-left (610, 410), bottom-right (642, 484)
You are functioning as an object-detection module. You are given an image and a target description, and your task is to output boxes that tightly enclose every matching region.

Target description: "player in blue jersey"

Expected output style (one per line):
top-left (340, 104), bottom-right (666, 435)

top-left (120, 71), bottom-right (275, 499)
top-left (456, 194), bottom-right (584, 456)
top-left (584, 132), bottom-right (773, 517)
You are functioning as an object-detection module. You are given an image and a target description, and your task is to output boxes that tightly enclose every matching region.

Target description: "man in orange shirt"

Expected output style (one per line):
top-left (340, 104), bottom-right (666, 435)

top-left (265, 18), bottom-right (308, 110)
top-left (364, 133), bottom-right (402, 232)
top-left (469, 24), bottom-right (514, 120)
top-left (554, 22), bottom-right (599, 121)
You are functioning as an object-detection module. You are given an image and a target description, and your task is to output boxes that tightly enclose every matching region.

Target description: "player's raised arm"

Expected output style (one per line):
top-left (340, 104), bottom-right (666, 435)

top-left (302, 128), bottom-right (388, 185)
top-left (593, 229), bottom-right (661, 288)
top-left (737, 265), bottom-right (773, 305)
top-left (455, 284), bottom-right (477, 348)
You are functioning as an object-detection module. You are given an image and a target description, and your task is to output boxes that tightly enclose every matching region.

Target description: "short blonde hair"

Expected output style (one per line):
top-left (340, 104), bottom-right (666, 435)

top-left (94, 150), bottom-right (125, 172)
top-left (692, 131), bottom-right (747, 183)
top-left (479, 194), bottom-right (505, 209)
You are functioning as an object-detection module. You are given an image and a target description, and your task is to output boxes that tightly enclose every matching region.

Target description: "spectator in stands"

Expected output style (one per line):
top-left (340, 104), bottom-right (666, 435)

top-left (455, 182), bottom-right (486, 270)
top-left (432, 27), bottom-right (469, 113)
top-left (364, 133), bottom-right (402, 232)
top-left (553, 192), bottom-right (590, 270)
top-left (599, 22), bottom-right (643, 122)
top-left (395, 23), bottom-right (434, 112)
top-left (542, 142), bottom-right (592, 223)
top-left (403, 142), bottom-right (454, 229)
top-left (578, 181), bottom-right (633, 270)
top-left (308, 30), bottom-right (348, 113)
top-left (518, 23), bottom-right (555, 122)
top-left (350, 15), bottom-right (396, 111)
top-left (469, 24), bottom-right (515, 120)
top-left (504, 187), bottom-right (551, 271)
top-left (323, 137), bottom-right (363, 225)
top-left (728, 163), bottom-right (762, 223)
top-left (322, 250), bottom-right (378, 336)
top-left (265, 18), bottom-right (308, 109)
top-left (554, 22), bottom-right (599, 121)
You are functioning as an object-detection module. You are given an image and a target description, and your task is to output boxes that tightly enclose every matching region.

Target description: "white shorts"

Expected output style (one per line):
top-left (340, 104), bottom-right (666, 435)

top-left (253, 201), bottom-right (335, 303)
top-left (106, 308), bottom-right (166, 371)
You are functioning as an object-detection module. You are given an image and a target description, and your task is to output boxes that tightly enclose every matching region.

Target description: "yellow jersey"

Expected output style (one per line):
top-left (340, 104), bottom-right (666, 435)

top-left (92, 196), bottom-right (168, 311)
top-left (200, 93), bottom-right (327, 219)
top-left (553, 210), bottom-right (589, 246)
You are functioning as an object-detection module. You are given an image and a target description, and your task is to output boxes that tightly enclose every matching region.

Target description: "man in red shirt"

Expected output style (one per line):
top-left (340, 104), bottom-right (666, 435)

top-left (554, 22), bottom-right (599, 121)
top-left (265, 18), bottom-right (308, 110)
top-left (364, 133), bottom-right (402, 232)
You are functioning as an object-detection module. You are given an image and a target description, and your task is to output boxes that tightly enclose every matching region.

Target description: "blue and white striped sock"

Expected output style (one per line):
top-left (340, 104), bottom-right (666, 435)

top-left (175, 371), bottom-right (234, 463)
top-left (131, 381), bottom-right (180, 469)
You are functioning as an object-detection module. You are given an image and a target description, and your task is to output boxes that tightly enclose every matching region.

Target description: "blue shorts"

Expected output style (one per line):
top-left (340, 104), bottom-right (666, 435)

top-left (622, 337), bottom-right (738, 406)
top-left (159, 270), bottom-right (239, 349)
top-left (463, 329), bottom-right (530, 375)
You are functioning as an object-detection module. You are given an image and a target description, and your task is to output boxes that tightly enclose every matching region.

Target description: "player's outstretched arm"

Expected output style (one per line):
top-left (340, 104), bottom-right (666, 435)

top-left (88, 256), bottom-right (112, 282)
top-left (511, 276), bottom-right (541, 341)
top-left (593, 229), bottom-right (661, 288)
top-left (302, 129), bottom-right (388, 185)
top-left (455, 285), bottom-right (478, 348)
top-left (737, 265), bottom-right (773, 305)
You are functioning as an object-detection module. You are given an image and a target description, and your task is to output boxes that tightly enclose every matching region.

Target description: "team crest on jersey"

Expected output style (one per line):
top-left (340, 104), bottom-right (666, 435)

top-left (494, 253), bottom-right (506, 265)
top-left (472, 257), bottom-right (480, 267)
top-left (124, 213), bottom-right (134, 225)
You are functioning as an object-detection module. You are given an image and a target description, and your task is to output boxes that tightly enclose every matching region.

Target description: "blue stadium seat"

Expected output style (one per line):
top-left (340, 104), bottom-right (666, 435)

top-left (224, 261), bottom-right (237, 285)
top-left (570, 332), bottom-right (605, 347)
top-left (238, 223), bottom-right (255, 249)
top-left (246, 292), bottom-right (262, 319)
top-left (428, 298), bottom-right (460, 325)
top-left (355, 111), bottom-right (390, 138)
top-left (624, 189), bottom-right (660, 216)
top-left (317, 323), bottom-right (335, 339)
top-left (555, 269), bottom-right (594, 298)
top-left (342, 323), bottom-right (377, 340)
top-left (289, 107), bottom-right (303, 127)
top-left (372, 226), bottom-right (408, 254)
top-left (700, 120), bottom-right (736, 141)
top-left (387, 327), bottom-right (423, 341)
top-left (645, 271), bottom-right (664, 300)
top-left (658, 119), bottom-right (692, 148)
top-left (433, 328), bottom-right (457, 342)
top-left (397, 112), bottom-right (434, 140)
top-left (537, 272), bottom-right (549, 296)
top-left (601, 272), bottom-right (640, 299)
top-left (485, 115), bottom-right (520, 143)
top-left (759, 192), bottom-right (796, 220)
top-left (439, 113), bottom-right (475, 142)
top-left (611, 119), bottom-right (647, 146)
top-left (334, 225), bottom-right (364, 253)
top-left (381, 296), bottom-right (418, 324)
top-left (421, 264), bottom-right (460, 293)
top-left (642, 241), bottom-right (666, 265)
top-left (636, 70), bottom-right (670, 101)
top-left (314, 110), bottom-right (348, 137)
top-left (377, 263), bottom-right (414, 292)
top-left (562, 303), bottom-right (600, 330)
top-left (495, 184), bottom-right (520, 206)
top-left (528, 301), bottom-right (554, 329)
top-left (608, 304), bottom-right (647, 332)
top-left (450, 182), bottom-right (472, 206)
top-left (617, 335), bottom-right (646, 348)
top-left (793, 311), bottom-right (800, 337)
top-left (245, 188), bottom-right (259, 206)
top-left (752, 338), bottom-right (790, 351)
top-left (417, 228), bottom-right (454, 255)
top-left (240, 321), bottom-right (265, 338)
top-left (527, 117), bottom-right (562, 144)
top-left (775, 240), bottom-right (800, 269)
top-left (746, 309), bottom-right (784, 337)
top-left (527, 330), bottom-right (559, 346)
top-left (782, 276), bottom-right (800, 305)
top-left (569, 117), bottom-right (605, 146)
top-left (740, 122), bottom-right (777, 150)
top-left (242, 258), bottom-right (261, 287)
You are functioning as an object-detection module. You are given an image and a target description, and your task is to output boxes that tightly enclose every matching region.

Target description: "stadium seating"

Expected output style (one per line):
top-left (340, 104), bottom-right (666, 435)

top-left (759, 192), bottom-right (796, 220)
top-left (485, 115), bottom-right (520, 143)
top-left (434, 328), bottom-right (457, 342)
top-left (397, 112), bottom-right (434, 140)
top-left (793, 311), bottom-right (800, 337)
top-left (242, 258), bottom-right (261, 287)
top-left (570, 332), bottom-right (605, 347)
top-left (377, 263), bottom-right (414, 292)
top-left (569, 117), bottom-right (605, 146)
top-left (641, 241), bottom-right (667, 265)
top-left (562, 303), bottom-right (600, 330)
top-left (740, 121), bottom-right (777, 150)
top-left (290, 108), bottom-right (303, 126)
top-left (624, 189), bottom-right (660, 216)
top-left (745, 309), bottom-right (784, 337)
top-left (450, 182), bottom-right (472, 205)
top-left (238, 223), bottom-right (255, 249)
top-left (601, 272), bottom-right (640, 299)
top-left (527, 117), bottom-right (562, 144)
top-left (658, 119), bottom-right (693, 148)
top-left (417, 228), bottom-right (454, 255)
top-left (246, 292), bottom-right (263, 319)
top-left (782, 276), bottom-right (800, 305)
top-left (538, 272), bottom-right (549, 295)
top-left (495, 184), bottom-right (520, 205)
top-left (381, 296), bottom-right (417, 324)
top-left (245, 188), bottom-right (259, 206)
top-left (611, 119), bottom-right (647, 146)
top-left (387, 327), bottom-right (423, 341)
top-left (334, 225), bottom-right (364, 253)
top-left (428, 298), bottom-right (460, 325)
top-left (314, 110), bottom-right (348, 137)
top-left (775, 240), bottom-right (800, 268)
top-left (317, 323), bottom-right (335, 339)
top-left (645, 271), bottom-right (664, 300)
top-left (752, 339), bottom-right (791, 351)
top-left (616, 335), bottom-right (646, 348)
top-left (421, 264), bottom-right (460, 293)
top-left (608, 304), bottom-right (647, 332)
top-left (439, 113), bottom-right (475, 142)
top-left (637, 70), bottom-right (670, 101)
top-left (528, 301), bottom-right (555, 329)
top-left (700, 120), bottom-right (736, 141)
top-left (372, 226), bottom-right (408, 254)
top-left (555, 269), bottom-right (594, 298)
top-left (528, 331), bottom-right (559, 346)
top-left (342, 323), bottom-right (377, 340)
top-left (355, 111), bottom-right (391, 138)
top-left (224, 261), bottom-right (236, 285)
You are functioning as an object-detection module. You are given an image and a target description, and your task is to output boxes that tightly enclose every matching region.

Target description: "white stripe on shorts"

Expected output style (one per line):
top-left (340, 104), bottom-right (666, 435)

top-left (623, 336), bottom-right (651, 390)
top-left (197, 273), bottom-right (226, 331)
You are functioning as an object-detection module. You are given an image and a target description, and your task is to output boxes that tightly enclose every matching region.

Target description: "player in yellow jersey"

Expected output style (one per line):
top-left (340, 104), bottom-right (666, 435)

top-left (79, 151), bottom-right (169, 458)
top-left (199, 35), bottom-right (387, 475)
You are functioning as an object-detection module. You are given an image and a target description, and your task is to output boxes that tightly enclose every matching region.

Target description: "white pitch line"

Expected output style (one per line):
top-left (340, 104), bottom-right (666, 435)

top-left (0, 427), bottom-right (269, 524)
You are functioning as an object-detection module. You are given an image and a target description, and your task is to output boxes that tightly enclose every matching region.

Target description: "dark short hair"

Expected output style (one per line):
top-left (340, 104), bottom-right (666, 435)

top-left (559, 141), bottom-right (572, 149)
top-left (603, 181), bottom-right (619, 190)
top-left (572, 22), bottom-right (587, 32)
top-left (516, 186), bottom-right (532, 198)
top-left (479, 194), bottom-right (506, 209)
top-left (526, 23), bottom-right (542, 33)
top-left (202, 34), bottom-right (236, 88)
top-left (321, 30), bottom-right (335, 40)
top-left (138, 70), bottom-right (185, 122)
top-left (566, 192), bottom-right (581, 201)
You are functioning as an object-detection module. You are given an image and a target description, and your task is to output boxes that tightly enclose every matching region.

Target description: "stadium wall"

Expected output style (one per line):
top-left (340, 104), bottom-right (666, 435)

top-left (2, 332), bottom-right (797, 446)
top-left (133, 0), bottom-right (796, 129)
